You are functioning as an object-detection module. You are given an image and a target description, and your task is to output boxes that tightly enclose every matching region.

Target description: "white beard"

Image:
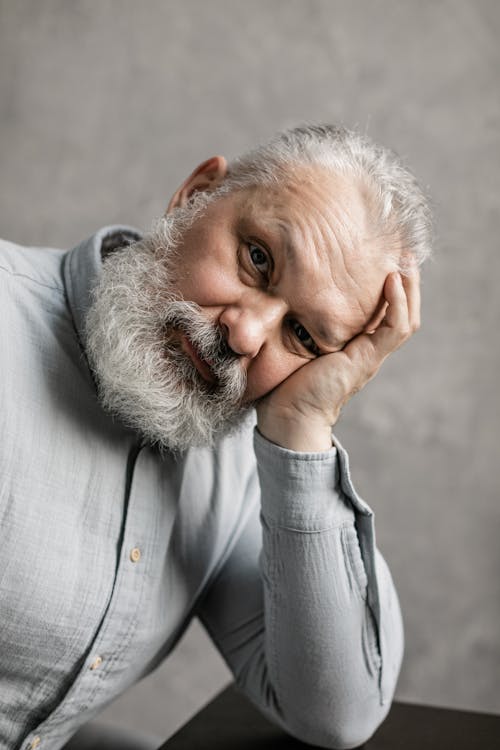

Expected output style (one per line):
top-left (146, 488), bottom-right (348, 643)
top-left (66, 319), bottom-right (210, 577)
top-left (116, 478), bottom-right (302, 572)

top-left (85, 208), bottom-right (252, 452)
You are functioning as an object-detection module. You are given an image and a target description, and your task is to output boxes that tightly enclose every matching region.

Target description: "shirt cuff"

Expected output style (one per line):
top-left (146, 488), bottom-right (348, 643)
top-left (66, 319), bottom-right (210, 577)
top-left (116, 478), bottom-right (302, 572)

top-left (254, 427), bottom-right (359, 530)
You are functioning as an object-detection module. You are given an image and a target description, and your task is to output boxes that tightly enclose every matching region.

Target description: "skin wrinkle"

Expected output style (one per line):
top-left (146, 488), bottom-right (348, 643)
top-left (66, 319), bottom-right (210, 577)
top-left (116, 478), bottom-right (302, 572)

top-left (80, 112), bottom-right (428, 459)
top-left (84, 126), bottom-right (426, 455)
top-left (238, 199), bottom-right (349, 350)
top-left (254, 175), bottom-right (388, 349)
top-left (246, 203), bottom-right (336, 345)
top-left (85, 154), bottom-right (418, 452)
top-left (171, 174), bottom-right (397, 410)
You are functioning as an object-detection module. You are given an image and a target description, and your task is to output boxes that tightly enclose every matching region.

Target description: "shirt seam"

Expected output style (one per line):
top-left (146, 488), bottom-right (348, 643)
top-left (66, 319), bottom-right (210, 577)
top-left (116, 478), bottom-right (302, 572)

top-left (261, 518), bottom-right (355, 534)
top-left (0, 263), bottom-right (65, 294)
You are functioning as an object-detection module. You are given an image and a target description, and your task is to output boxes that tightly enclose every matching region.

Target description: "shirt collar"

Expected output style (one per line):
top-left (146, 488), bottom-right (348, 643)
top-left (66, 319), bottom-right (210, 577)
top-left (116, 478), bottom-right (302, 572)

top-left (63, 225), bottom-right (141, 350)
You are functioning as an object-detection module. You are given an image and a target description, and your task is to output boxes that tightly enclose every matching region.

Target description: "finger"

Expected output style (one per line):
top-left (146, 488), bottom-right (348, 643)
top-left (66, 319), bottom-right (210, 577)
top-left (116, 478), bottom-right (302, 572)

top-left (354, 274), bottom-right (407, 361)
top-left (338, 327), bottom-right (392, 396)
top-left (341, 272), bottom-right (413, 382)
top-left (401, 265), bottom-right (421, 331)
top-left (380, 271), bottom-right (410, 332)
top-left (364, 300), bottom-right (388, 334)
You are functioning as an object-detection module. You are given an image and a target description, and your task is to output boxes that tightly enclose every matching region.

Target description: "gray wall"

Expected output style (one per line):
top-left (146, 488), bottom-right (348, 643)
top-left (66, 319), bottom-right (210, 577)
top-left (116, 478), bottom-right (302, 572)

top-left (1, 0), bottom-right (499, 739)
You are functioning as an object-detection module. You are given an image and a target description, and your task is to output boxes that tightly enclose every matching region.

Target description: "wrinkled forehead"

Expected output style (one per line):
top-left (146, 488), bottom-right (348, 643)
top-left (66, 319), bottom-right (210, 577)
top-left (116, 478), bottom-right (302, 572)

top-left (240, 169), bottom-right (387, 270)
top-left (233, 170), bottom-right (396, 343)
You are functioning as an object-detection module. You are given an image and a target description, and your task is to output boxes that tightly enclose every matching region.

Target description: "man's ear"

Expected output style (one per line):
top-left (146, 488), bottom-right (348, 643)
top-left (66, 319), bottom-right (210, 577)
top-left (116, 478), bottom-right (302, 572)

top-left (166, 156), bottom-right (227, 214)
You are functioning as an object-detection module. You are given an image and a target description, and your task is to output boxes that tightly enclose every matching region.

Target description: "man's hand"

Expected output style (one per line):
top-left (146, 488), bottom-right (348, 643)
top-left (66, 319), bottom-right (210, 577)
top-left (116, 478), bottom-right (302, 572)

top-left (256, 269), bottom-right (421, 452)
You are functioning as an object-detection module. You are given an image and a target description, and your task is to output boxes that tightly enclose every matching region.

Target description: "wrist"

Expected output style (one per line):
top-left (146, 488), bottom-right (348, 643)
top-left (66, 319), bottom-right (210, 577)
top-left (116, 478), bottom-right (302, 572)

top-left (256, 409), bottom-right (333, 452)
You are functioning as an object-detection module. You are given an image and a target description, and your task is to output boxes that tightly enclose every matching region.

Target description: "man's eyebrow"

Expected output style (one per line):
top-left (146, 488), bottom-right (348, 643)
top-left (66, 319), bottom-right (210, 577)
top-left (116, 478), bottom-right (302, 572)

top-left (274, 220), bottom-right (297, 266)
top-left (238, 216), bottom-right (292, 257)
top-left (273, 221), bottom-right (347, 350)
top-left (241, 215), bottom-right (346, 350)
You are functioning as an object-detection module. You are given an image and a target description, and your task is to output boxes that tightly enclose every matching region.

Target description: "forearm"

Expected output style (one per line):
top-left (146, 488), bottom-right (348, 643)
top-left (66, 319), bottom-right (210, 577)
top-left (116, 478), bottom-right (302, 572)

top-left (251, 429), bottom-right (404, 749)
top-left (198, 428), bottom-right (404, 749)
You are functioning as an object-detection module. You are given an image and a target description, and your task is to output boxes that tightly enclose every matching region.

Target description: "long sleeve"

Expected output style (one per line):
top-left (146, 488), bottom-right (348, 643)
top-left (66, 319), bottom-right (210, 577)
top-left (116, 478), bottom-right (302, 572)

top-left (198, 428), bottom-right (404, 750)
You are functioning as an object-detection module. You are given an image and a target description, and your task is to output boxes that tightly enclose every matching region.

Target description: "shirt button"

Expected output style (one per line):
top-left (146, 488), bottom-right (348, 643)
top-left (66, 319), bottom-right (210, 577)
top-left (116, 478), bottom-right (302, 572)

top-left (90, 655), bottom-right (103, 670)
top-left (30, 738), bottom-right (41, 749)
top-left (130, 547), bottom-right (141, 563)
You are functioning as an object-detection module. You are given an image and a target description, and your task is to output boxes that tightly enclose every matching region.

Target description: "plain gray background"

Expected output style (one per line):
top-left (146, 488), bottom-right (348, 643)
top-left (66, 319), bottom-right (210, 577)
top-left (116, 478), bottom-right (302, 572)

top-left (1, 0), bottom-right (499, 740)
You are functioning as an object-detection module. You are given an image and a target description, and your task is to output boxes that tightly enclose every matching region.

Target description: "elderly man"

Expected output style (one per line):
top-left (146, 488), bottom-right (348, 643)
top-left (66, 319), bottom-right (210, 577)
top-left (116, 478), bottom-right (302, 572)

top-left (0, 125), bottom-right (431, 750)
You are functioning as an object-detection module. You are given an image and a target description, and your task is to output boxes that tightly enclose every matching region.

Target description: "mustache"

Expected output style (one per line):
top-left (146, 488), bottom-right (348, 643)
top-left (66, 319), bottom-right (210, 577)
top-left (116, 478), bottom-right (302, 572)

top-left (162, 301), bottom-right (242, 380)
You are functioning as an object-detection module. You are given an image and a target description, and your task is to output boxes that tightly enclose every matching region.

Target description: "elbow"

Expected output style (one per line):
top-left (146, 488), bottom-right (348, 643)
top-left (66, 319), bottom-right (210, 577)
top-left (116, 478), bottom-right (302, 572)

top-left (332, 705), bottom-right (391, 749)
top-left (281, 695), bottom-right (391, 750)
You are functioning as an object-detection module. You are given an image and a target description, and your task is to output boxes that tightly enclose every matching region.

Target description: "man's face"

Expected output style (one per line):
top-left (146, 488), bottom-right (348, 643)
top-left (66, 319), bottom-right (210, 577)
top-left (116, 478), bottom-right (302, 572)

top-left (169, 172), bottom-right (392, 402)
top-left (86, 169), bottom-right (392, 451)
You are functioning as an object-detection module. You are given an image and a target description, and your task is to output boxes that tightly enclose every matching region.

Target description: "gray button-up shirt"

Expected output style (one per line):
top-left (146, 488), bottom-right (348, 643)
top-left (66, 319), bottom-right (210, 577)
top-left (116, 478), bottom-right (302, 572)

top-left (0, 227), bottom-right (403, 750)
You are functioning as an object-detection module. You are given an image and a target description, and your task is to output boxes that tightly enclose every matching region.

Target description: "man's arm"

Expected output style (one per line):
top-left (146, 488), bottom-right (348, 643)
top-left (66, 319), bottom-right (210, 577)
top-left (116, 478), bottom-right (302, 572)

top-left (197, 431), bottom-right (403, 749)
top-left (197, 269), bottom-right (417, 748)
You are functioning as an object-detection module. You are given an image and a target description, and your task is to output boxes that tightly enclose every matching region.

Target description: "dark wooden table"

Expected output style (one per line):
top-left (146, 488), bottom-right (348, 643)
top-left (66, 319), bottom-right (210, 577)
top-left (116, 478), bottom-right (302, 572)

top-left (159, 685), bottom-right (500, 749)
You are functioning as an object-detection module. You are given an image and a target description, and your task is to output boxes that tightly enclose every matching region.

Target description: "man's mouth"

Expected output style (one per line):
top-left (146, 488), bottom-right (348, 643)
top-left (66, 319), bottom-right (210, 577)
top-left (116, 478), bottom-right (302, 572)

top-left (180, 335), bottom-right (218, 384)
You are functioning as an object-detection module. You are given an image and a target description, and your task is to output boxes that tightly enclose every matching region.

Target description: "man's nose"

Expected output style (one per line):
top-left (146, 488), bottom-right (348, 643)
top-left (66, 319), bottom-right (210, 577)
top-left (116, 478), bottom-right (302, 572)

top-left (218, 295), bottom-right (286, 360)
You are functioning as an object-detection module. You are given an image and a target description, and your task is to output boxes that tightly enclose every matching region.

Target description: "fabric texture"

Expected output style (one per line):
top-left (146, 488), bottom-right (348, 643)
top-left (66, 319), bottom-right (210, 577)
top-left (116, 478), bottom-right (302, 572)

top-left (0, 228), bottom-right (404, 750)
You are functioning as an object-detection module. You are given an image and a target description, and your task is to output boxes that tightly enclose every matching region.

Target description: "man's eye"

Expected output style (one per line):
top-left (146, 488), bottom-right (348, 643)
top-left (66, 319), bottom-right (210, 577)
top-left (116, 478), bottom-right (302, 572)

top-left (290, 319), bottom-right (319, 355)
top-left (248, 244), bottom-right (270, 276)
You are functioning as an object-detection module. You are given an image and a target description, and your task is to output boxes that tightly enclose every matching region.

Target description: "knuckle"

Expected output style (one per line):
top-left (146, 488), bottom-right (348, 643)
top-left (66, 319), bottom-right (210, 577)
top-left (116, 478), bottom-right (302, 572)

top-left (337, 369), bottom-right (353, 394)
top-left (362, 354), bottom-right (379, 381)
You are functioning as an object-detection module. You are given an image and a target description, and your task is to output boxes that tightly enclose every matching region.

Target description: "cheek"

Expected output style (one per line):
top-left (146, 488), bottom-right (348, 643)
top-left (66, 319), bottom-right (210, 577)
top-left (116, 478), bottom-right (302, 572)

top-left (244, 351), bottom-right (306, 401)
top-left (176, 271), bottom-right (227, 305)
top-left (174, 254), bottom-right (236, 306)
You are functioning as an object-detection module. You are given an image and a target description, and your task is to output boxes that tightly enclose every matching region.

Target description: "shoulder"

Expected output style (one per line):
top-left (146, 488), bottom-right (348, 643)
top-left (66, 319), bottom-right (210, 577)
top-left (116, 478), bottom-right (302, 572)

top-left (0, 236), bottom-right (66, 295)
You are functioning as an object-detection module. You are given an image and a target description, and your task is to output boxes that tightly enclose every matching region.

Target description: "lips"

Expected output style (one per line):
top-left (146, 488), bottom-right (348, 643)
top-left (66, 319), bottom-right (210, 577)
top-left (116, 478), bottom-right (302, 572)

top-left (181, 335), bottom-right (218, 384)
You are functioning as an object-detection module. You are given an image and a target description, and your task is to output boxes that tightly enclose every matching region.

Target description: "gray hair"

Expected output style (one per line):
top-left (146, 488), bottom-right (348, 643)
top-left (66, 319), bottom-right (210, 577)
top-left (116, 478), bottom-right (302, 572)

top-left (219, 124), bottom-right (432, 273)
